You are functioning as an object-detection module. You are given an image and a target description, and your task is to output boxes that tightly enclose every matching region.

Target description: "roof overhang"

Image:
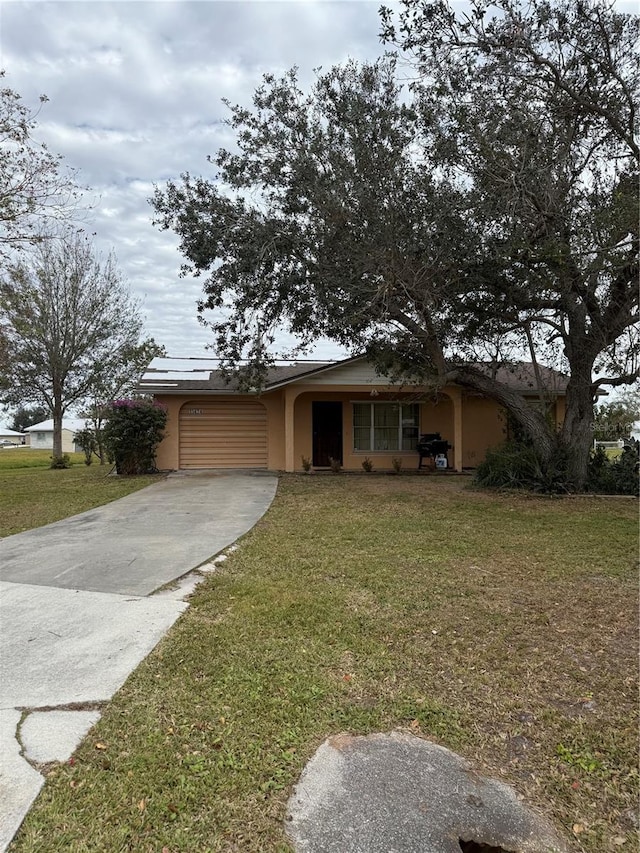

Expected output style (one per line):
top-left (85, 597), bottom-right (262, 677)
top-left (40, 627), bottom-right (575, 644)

top-left (139, 355), bottom-right (571, 396)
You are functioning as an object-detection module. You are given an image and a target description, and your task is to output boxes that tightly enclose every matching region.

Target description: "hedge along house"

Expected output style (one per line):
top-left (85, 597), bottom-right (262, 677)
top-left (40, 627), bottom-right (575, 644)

top-left (140, 356), bottom-right (568, 473)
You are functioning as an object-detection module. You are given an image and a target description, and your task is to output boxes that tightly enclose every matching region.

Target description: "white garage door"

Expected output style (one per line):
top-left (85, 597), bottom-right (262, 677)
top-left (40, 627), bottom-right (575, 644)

top-left (179, 400), bottom-right (268, 469)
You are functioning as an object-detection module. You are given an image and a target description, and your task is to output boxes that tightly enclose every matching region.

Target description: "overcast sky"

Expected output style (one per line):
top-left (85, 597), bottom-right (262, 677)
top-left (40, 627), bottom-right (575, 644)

top-left (2, 0), bottom-right (635, 365)
top-left (1, 0), bottom-right (388, 359)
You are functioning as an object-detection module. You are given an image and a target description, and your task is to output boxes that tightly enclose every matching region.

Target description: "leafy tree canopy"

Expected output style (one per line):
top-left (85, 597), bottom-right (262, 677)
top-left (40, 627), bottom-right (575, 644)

top-left (8, 404), bottom-right (49, 433)
top-left (151, 0), bottom-right (639, 489)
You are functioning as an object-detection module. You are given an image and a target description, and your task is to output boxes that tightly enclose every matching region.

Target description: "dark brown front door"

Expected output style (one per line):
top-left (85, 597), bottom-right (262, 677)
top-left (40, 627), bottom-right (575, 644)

top-left (312, 402), bottom-right (343, 467)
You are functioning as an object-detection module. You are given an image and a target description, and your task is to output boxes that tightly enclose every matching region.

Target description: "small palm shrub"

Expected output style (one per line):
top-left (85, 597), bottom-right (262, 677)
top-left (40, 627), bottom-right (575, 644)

top-left (361, 457), bottom-right (374, 472)
top-left (474, 441), bottom-right (571, 493)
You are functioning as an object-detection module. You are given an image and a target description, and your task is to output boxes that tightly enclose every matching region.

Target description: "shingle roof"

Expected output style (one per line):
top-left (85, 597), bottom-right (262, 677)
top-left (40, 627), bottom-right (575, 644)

top-left (138, 358), bottom-right (336, 393)
top-left (139, 356), bottom-right (569, 395)
top-left (0, 426), bottom-right (26, 437)
top-left (475, 363), bottom-right (569, 393)
top-left (25, 418), bottom-right (88, 433)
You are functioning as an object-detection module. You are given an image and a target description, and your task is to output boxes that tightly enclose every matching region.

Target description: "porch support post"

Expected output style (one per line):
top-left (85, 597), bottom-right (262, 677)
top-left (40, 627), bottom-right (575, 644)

top-left (284, 387), bottom-right (296, 472)
top-left (449, 387), bottom-right (464, 472)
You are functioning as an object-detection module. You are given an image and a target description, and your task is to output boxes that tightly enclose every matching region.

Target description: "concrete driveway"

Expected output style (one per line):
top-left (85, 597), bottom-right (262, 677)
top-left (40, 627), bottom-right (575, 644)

top-left (0, 470), bottom-right (277, 596)
top-left (0, 470), bottom-right (277, 852)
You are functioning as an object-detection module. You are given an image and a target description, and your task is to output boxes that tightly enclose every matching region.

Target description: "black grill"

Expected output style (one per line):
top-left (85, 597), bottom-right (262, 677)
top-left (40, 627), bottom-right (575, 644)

top-left (416, 433), bottom-right (451, 469)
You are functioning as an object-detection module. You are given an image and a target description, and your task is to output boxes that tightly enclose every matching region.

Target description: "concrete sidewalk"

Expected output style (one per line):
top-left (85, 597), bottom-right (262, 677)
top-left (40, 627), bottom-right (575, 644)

top-left (0, 471), bottom-right (278, 852)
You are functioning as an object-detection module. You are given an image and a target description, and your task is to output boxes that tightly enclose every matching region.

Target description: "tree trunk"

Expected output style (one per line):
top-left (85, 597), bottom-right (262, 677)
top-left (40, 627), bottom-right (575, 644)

top-left (561, 365), bottom-right (596, 491)
top-left (52, 405), bottom-right (64, 460)
top-left (447, 365), bottom-right (557, 464)
top-left (97, 432), bottom-right (106, 465)
top-left (451, 359), bottom-right (596, 492)
top-left (93, 416), bottom-right (106, 465)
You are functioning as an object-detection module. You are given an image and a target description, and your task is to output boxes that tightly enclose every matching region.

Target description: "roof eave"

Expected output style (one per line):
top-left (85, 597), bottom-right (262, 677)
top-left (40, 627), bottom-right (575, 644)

top-left (136, 386), bottom-right (260, 396)
top-left (263, 355), bottom-right (365, 391)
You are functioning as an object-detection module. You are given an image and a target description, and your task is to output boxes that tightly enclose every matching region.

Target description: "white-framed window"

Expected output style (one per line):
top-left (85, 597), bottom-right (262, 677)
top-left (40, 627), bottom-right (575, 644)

top-left (353, 402), bottom-right (419, 452)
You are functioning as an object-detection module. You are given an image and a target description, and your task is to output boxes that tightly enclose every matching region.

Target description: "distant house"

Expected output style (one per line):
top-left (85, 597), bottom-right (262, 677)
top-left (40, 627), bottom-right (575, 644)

top-left (24, 418), bottom-right (87, 453)
top-left (140, 355), bottom-right (569, 473)
top-left (0, 426), bottom-right (26, 445)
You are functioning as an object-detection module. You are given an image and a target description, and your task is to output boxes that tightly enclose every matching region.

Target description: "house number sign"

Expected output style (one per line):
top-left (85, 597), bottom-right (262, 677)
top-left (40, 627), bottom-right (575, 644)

top-left (188, 408), bottom-right (203, 415)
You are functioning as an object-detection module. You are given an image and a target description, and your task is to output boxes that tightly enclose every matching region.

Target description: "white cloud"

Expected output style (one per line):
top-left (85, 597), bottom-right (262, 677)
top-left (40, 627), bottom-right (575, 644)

top-left (1, 1), bottom-right (380, 356)
top-left (0, 1), bottom-right (382, 357)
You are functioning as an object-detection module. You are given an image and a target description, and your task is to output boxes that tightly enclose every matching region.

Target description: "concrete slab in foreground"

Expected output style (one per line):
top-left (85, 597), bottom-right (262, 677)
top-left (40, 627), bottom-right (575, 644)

top-left (0, 710), bottom-right (43, 851)
top-left (0, 472), bottom-right (278, 852)
top-left (286, 732), bottom-right (569, 853)
top-left (21, 710), bottom-right (102, 764)
top-left (0, 581), bottom-right (187, 710)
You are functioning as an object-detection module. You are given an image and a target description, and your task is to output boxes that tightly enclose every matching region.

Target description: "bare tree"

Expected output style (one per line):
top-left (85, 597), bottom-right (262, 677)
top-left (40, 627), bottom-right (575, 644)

top-left (0, 71), bottom-right (83, 255)
top-left (79, 337), bottom-right (166, 463)
top-left (0, 230), bottom-right (148, 461)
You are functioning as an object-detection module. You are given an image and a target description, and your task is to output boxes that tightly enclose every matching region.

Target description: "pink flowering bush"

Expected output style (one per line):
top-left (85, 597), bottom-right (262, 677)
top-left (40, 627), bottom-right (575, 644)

top-left (102, 398), bottom-right (167, 475)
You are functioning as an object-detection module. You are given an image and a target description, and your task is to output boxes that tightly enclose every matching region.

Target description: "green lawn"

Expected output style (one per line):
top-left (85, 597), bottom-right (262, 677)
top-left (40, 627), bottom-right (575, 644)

top-left (8, 475), bottom-right (639, 853)
top-left (0, 449), bottom-right (163, 537)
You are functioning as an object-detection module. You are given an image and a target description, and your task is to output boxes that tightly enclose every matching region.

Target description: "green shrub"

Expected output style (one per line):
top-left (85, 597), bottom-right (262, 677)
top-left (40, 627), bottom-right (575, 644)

top-left (102, 399), bottom-right (167, 476)
top-left (474, 441), bottom-right (571, 493)
top-left (476, 440), bottom-right (640, 495)
top-left (587, 444), bottom-right (639, 495)
top-left (73, 427), bottom-right (97, 466)
top-left (361, 456), bottom-right (374, 472)
top-left (49, 454), bottom-right (71, 469)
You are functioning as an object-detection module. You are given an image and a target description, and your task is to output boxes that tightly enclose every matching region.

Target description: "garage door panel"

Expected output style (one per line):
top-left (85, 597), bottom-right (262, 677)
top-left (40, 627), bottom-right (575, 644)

top-left (179, 400), bottom-right (268, 469)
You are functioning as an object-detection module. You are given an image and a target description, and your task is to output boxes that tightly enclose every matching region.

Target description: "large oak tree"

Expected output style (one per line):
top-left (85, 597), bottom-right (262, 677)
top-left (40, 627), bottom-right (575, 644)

top-left (151, 0), bottom-right (638, 490)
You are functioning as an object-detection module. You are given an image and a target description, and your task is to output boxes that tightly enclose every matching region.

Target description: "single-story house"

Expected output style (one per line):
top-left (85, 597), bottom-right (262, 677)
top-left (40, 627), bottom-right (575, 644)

top-left (25, 418), bottom-right (87, 453)
top-left (140, 356), bottom-right (568, 473)
top-left (0, 426), bottom-right (26, 445)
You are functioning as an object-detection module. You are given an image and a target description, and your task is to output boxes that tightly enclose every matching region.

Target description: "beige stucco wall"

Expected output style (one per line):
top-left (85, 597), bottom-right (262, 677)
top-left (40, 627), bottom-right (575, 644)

top-left (153, 396), bottom-right (181, 470)
top-left (290, 389), bottom-right (456, 472)
top-left (460, 395), bottom-right (506, 468)
top-left (154, 386), bottom-right (565, 472)
top-left (154, 392), bottom-right (286, 471)
top-left (29, 429), bottom-right (77, 453)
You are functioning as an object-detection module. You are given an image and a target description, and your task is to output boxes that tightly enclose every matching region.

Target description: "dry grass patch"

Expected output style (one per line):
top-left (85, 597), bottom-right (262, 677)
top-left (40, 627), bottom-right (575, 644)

top-left (9, 475), bottom-right (638, 853)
